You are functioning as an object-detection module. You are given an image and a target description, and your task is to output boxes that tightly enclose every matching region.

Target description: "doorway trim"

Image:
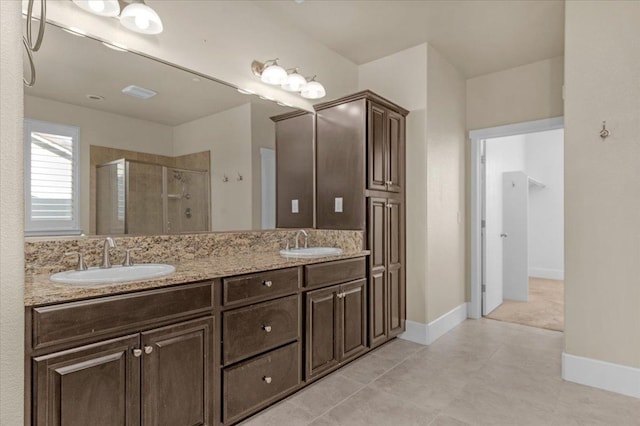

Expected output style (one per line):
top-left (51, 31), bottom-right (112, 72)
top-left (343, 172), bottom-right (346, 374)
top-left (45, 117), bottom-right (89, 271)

top-left (468, 116), bottom-right (564, 319)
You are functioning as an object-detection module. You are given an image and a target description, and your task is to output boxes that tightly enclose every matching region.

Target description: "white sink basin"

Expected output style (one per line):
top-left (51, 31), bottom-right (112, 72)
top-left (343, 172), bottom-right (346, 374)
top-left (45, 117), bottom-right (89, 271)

top-left (50, 264), bottom-right (175, 285)
top-left (279, 247), bottom-right (343, 258)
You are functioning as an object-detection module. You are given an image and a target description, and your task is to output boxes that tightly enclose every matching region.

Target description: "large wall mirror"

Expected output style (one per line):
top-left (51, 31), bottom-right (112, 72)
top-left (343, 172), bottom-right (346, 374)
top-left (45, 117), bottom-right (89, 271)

top-left (24, 22), bottom-right (299, 237)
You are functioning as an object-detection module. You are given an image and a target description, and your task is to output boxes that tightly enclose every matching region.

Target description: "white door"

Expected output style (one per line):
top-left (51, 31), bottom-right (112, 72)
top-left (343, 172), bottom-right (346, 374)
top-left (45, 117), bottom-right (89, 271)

top-left (260, 148), bottom-right (276, 229)
top-left (502, 171), bottom-right (529, 301)
top-left (483, 141), bottom-right (504, 315)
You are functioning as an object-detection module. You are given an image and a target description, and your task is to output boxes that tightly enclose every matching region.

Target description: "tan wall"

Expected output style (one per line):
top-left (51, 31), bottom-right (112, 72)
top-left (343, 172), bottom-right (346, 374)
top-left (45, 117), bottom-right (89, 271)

top-left (173, 104), bottom-right (253, 231)
top-left (467, 56), bottom-right (564, 131)
top-left (0, 1), bottom-right (24, 424)
top-left (425, 46), bottom-right (467, 322)
top-left (358, 44), bottom-right (467, 324)
top-left (564, 1), bottom-right (640, 368)
top-left (24, 95), bottom-right (174, 234)
top-left (250, 103), bottom-right (277, 230)
top-left (359, 44), bottom-right (429, 324)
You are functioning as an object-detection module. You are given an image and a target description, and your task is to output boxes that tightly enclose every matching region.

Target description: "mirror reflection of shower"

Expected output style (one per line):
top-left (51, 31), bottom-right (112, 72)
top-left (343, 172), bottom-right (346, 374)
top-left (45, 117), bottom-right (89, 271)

top-left (96, 159), bottom-right (210, 235)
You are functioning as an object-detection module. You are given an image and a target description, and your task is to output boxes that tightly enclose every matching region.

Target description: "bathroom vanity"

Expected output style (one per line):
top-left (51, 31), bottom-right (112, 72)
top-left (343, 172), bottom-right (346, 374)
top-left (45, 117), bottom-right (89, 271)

top-left (24, 250), bottom-right (376, 426)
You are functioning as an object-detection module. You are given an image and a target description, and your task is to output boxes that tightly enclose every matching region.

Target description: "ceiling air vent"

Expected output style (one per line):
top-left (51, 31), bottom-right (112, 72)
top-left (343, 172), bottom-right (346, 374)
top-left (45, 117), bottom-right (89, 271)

top-left (121, 85), bottom-right (157, 100)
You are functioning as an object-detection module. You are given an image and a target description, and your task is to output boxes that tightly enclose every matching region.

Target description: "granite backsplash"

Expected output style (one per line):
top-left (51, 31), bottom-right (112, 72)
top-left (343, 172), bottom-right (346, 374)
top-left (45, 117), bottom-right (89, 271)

top-left (25, 229), bottom-right (364, 275)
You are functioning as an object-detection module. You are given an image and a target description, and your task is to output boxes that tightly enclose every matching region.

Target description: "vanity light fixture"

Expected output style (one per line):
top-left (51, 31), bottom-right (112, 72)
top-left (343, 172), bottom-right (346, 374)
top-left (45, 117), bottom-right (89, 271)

top-left (300, 76), bottom-right (326, 99)
top-left (120, 2), bottom-right (163, 35)
top-left (281, 69), bottom-right (307, 92)
top-left (71, 0), bottom-right (163, 35)
top-left (72, 0), bottom-right (121, 17)
top-left (251, 59), bottom-right (326, 99)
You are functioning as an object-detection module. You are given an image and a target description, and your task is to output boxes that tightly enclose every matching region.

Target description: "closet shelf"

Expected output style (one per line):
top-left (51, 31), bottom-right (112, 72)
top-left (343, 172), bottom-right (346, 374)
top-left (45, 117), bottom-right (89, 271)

top-left (527, 177), bottom-right (546, 188)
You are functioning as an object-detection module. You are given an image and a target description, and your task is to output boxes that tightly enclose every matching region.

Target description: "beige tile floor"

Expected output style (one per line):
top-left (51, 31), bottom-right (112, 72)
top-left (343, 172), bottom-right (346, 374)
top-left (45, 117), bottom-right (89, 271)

top-left (241, 319), bottom-right (640, 426)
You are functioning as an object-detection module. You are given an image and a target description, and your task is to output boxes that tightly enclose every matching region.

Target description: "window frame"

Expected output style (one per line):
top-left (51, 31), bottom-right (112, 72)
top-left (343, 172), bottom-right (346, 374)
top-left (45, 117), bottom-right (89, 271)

top-left (24, 118), bottom-right (81, 236)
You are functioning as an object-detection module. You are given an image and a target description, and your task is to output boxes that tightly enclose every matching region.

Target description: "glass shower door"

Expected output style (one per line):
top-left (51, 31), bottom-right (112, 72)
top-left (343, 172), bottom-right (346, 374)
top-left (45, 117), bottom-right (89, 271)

top-left (164, 167), bottom-right (210, 233)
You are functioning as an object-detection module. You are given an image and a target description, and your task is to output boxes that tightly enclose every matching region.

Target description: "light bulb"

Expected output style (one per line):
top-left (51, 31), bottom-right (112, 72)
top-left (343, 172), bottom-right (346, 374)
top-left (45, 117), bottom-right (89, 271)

top-left (135, 15), bottom-right (150, 30)
top-left (88, 0), bottom-right (105, 13)
top-left (301, 80), bottom-right (326, 99)
top-left (282, 71), bottom-right (307, 92)
top-left (260, 62), bottom-right (287, 85)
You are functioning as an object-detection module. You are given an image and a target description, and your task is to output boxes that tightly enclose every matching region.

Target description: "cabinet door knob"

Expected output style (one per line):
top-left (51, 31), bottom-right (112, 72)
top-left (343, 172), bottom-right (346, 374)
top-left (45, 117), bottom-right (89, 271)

top-left (132, 348), bottom-right (143, 357)
top-left (386, 180), bottom-right (392, 185)
top-left (263, 280), bottom-right (273, 288)
top-left (263, 376), bottom-right (272, 384)
top-left (263, 325), bottom-right (272, 333)
top-left (144, 346), bottom-right (153, 354)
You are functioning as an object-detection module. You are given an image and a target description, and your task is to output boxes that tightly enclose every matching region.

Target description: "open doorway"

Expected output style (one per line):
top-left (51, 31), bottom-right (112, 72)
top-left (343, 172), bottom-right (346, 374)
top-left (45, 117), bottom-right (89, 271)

top-left (469, 118), bottom-right (564, 332)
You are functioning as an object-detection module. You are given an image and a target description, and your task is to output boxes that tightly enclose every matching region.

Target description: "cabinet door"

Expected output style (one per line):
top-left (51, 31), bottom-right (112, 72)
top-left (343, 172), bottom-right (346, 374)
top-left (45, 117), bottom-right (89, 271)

top-left (141, 317), bottom-right (215, 426)
top-left (368, 103), bottom-right (388, 191)
top-left (32, 335), bottom-right (140, 426)
top-left (387, 199), bottom-right (405, 337)
top-left (368, 197), bottom-right (388, 348)
top-left (305, 286), bottom-right (339, 380)
top-left (386, 111), bottom-right (404, 193)
top-left (339, 279), bottom-right (367, 361)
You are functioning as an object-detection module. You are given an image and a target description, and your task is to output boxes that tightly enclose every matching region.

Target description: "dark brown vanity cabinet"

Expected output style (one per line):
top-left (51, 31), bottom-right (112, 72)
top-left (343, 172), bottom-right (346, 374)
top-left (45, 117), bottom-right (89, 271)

top-left (368, 103), bottom-right (404, 193)
top-left (368, 197), bottom-right (405, 348)
top-left (304, 258), bottom-right (368, 381)
top-left (271, 111), bottom-right (314, 228)
top-left (220, 269), bottom-right (302, 424)
top-left (28, 282), bottom-right (217, 426)
top-left (315, 90), bottom-right (408, 348)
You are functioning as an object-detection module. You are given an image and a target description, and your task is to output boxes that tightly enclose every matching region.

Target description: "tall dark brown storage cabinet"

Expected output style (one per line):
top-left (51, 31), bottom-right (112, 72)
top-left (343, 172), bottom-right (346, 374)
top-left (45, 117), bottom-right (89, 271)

top-left (315, 90), bottom-right (408, 348)
top-left (271, 111), bottom-right (314, 228)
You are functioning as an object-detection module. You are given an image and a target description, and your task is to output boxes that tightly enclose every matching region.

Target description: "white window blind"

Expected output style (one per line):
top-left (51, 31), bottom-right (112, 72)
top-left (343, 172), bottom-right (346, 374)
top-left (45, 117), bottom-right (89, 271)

top-left (24, 119), bottom-right (81, 236)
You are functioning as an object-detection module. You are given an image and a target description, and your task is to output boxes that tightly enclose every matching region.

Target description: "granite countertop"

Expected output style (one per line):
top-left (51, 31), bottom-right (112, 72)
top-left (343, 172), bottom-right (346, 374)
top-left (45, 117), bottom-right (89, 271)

top-left (24, 250), bottom-right (369, 307)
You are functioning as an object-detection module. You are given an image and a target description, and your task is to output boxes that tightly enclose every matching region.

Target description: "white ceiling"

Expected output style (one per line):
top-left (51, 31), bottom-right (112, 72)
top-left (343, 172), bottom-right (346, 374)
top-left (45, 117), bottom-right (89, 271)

top-left (26, 23), bottom-right (292, 126)
top-left (255, 0), bottom-right (565, 77)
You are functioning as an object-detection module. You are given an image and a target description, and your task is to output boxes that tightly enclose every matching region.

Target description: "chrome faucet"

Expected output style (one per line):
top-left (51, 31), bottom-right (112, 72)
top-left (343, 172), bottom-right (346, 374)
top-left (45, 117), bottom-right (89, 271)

top-left (100, 237), bottom-right (116, 268)
top-left (295, 229), bottom-right (309, 249)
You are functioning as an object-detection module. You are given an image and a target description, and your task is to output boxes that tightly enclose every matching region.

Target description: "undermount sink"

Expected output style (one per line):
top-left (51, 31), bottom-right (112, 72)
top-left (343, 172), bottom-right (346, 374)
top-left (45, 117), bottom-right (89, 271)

top-left (279, 247), bottom-right (343, 258)
top-left (50, 264), bottom-right (176, 285)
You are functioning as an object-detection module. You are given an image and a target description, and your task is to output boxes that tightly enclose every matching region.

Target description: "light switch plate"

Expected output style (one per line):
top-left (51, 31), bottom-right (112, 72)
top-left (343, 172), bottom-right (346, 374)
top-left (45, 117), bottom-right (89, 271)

top-left (291, 199), bottom-right (299, 213)
top-left (334, 197), bottom-right (343, 213)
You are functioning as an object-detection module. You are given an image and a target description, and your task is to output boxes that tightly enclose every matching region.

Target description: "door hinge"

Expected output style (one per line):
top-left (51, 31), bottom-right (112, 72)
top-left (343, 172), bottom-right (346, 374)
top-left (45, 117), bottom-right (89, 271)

top-left (481, 219), bottom-right (486, 228)
top-left (481, 155), bottom-right (486, 164)
top-left (481, 284), bottom-right (486, 293)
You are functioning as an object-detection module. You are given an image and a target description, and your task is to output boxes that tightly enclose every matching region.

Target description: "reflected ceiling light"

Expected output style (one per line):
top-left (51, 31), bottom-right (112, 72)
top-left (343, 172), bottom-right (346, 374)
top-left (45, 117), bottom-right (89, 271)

top-left (61, 27), bottom-right (87, 37)
top-left (281, 69), bottom-right (307, 92)
top-left (252, 59), bottom-right (287, 85)
top-left (237, 88), bottom-right (255, 95)
top-left (72, 0), bottom-right (120, 17)
top-left (120, 2), bottom-right (163, 35)
top-left (300, 76), bottom-right (326, 99)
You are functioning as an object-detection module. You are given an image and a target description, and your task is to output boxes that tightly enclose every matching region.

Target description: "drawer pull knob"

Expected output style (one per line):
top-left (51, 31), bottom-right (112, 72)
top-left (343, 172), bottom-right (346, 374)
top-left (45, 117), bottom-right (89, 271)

top-left (263, 325), bottom-right (272, 333)
top-left (263, 280), bottom-right (273, 288)
top-left (144, 346), bottom-right (154, 354)
top-left (263, 376), bottom-right (272, 384)
top-left (132, 348), bottom-right (143, 357)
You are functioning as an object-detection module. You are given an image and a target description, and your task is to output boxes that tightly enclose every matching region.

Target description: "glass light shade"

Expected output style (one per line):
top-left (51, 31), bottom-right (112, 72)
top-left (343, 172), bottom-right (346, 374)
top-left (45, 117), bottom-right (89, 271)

top-left (260, 63), bottom-right (287, 85)
top-left (120, 3), bottom-right (164, 35)
top-left (281, 72), bottom-right (307, 92)
top-left (301, 80), bottom-right (326, 99)
top-left (72, 0), bottom-right (120, 17)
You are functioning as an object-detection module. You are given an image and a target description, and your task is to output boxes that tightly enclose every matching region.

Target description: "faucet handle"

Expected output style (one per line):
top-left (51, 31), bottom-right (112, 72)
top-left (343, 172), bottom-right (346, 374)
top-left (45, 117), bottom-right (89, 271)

top-left (284, 239), bottom-right (290, 251)
top-left (65, 251), bottom-right (88, 271)
top-left (123, 248), bottom-right (142, 267)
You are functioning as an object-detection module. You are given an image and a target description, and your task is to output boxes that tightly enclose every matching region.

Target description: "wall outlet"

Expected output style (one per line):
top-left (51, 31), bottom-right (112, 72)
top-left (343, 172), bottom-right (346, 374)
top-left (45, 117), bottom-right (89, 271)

top-left (334, 197), bottom-right (343, 213)
top-left (291, 199), bottom-right (299, 213)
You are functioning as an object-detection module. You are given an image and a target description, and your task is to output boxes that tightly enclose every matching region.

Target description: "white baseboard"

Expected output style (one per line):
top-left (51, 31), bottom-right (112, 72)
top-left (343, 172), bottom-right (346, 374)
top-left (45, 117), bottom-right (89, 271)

top-left (400, 303), bottom-right (467, 346)
top-left (562, 352), bottom-right (640, 398)
top-left (529, 268), bottom-right (564, 280)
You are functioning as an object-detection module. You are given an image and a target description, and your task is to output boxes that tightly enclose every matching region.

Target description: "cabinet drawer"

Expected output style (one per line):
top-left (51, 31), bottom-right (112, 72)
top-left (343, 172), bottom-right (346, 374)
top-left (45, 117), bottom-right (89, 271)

top-left (223, 267), bottom-right (300, 307)
top-left (223, 342), bottom-right (300, 423)
top-left (305, 257), bottom-right (366, 289)
top-left (32, 282), bottom-right (213, 351)
top-left (223, 295), bottom-right (299, 365)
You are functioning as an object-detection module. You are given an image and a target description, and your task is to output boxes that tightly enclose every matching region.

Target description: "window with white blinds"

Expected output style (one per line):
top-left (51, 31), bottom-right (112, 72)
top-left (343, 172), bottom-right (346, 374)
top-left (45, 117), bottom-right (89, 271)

top-left (24, 119), bottom-right (81, 236)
